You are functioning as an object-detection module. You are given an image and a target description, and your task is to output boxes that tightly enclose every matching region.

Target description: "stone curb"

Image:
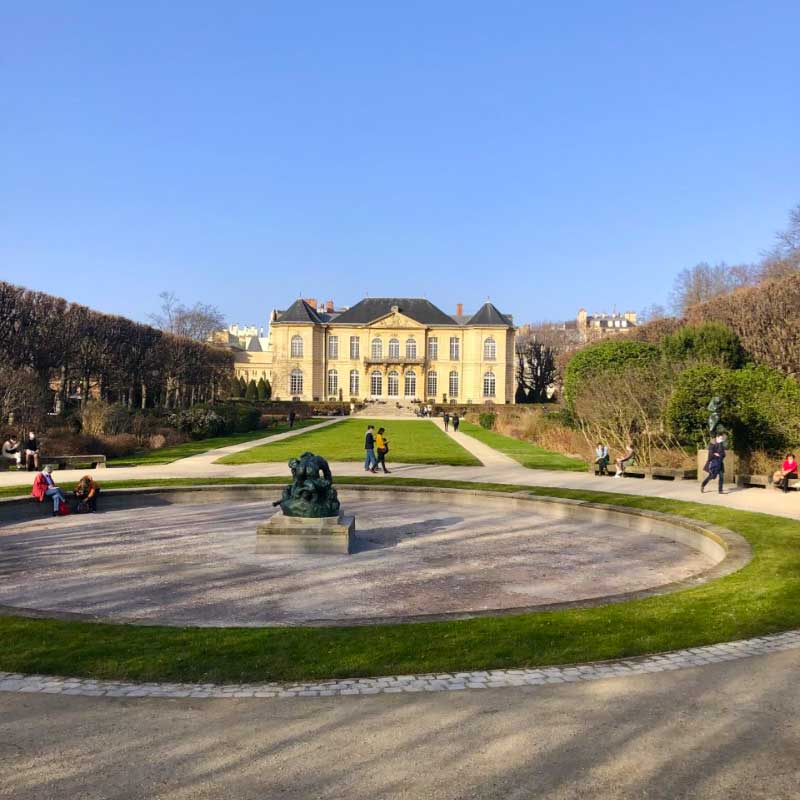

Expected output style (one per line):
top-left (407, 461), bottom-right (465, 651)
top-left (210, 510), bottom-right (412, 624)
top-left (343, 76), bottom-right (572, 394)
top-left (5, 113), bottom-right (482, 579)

top-left (2, 629), bottom-right (799, 700)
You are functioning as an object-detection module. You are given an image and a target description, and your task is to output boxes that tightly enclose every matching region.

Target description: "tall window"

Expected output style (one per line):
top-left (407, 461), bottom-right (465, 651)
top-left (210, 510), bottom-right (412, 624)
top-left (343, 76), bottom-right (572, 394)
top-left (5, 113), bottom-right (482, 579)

top-left (427, 337), bottom-right (438, 360)
top-left (387, 370), bottom-right (399, 396)
top-left (449, 337), bottom-right (460, 360)
top-left (388, 338), bottom-right (400, 359)
top-left (327, 369), bottom-right (338, 396)
top-left (328, 336), bottom-right (339, 359)
top-left (449, 371), bottom-right (459, 398)
top-left (370, 370), bottom-right (382, 396)
top-left (405, 338), bottom-right (417, 359)
top-left (483, 371), bottom-right (496, 397)
top-left (483, 337), bottom-right (496, 361)
top-left (290, 335), bottom-right (304, 358)
top-left (349, 369), bottom-right (360, 396)
top-left (371, 338), bottom-right (383, 359)
top-left (350, 336), bottom-right (360, 359)
top-left (404, 370), bottom-right (416, 397)
top-left (290, 369), bottom-right (303, 395)
top-left (427, 370), bottom-right (438, 398)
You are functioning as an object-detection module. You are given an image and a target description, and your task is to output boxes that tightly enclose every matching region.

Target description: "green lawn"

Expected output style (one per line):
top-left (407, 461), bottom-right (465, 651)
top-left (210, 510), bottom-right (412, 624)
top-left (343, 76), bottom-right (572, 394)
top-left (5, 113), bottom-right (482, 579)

top-left (460, 421), bottom-right (586, 471)
top-left (109, 419), bottom-right (320, 466)
top-left (1, 476), bottom-right (800, 683)
top-left (217, 418), bottom-right (481, 466)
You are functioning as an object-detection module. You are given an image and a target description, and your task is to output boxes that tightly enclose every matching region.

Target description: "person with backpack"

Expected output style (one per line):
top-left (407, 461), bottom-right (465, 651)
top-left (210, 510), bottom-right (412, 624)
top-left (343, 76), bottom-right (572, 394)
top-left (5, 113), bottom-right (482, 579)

top-left (31, 464), bottom-right (67, 515)
top-left (364, 425), bottom-right (377, 472)
top-left (443, 412), bottom-right (450, 431)
top-left (373, 427), bottom-right (390, 473)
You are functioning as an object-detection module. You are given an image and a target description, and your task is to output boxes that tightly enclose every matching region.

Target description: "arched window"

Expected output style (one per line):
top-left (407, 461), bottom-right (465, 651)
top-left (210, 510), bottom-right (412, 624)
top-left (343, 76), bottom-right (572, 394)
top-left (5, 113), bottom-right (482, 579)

top-left (290, 369), bottom-right (303, 396)
top-left (427, 370), bottom-right (438, 398)
top-left (388, 338), bottom-right (400, 359)
top-left (483, 337), bottom-right (497, 361)
top-left (370, 370), bottom-right (382, 396)
top-left (404, 370), bottom-right (416, 397)
top-left (483, 371), bottom-right (496, 397)
top-left (405, 338), bottom-right (417, 359)
top-left (349, 369), bottom-right (360, 397)
top-left (327, 369), bottom-right (338, 397)
top-left (371, 338), bottom-right (383, 360)
top-left (449, 371), bottom-right (459, 398)
top-left (290, 335), bottom-right (304, 358)
top-left (387, 370), bottom-right (399, 396)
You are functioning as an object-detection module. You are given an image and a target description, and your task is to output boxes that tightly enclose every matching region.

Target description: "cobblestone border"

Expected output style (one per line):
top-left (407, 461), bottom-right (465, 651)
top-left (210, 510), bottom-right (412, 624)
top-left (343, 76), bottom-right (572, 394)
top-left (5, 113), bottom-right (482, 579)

top-left (2, 629), bottom-right (798, 699)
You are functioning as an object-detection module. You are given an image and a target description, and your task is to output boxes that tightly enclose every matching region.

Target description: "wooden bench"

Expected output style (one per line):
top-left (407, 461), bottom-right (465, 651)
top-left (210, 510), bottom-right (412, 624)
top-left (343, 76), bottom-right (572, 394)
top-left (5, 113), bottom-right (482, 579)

top-left (44, 454), bottom-right (107, 471)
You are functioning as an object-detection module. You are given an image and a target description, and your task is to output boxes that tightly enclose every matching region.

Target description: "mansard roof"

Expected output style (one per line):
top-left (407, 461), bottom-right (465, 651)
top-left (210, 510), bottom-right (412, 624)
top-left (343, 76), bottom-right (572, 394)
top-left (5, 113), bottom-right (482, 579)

top-left (276, 299), bottom-right (323, 324)
top-left (466, 302), bottom-right (514, 327)
top-left (330, 298), bottom-right (458, 326)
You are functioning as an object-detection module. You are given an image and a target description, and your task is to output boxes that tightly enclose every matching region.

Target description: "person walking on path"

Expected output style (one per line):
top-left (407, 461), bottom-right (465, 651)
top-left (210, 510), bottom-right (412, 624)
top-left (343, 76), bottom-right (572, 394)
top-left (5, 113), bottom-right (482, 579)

top-left (775, 454), bottom-right (798, 493)
top-left (594, 442), bottom-right (610, 475)
top-left (31, 465), bottom-right (67, 515)
top-left (452, 413), bottom-right (460, 432)
top-left (443, 412), bottom-right (450, 431)
top-left (701, 434), bottom-right (727, 494)
top-left (364, 425), bottom-right (377, 472)
top-left (373, 427), bottom-right (390, 474)
top-left (614, 441), bottom-right (635, 478)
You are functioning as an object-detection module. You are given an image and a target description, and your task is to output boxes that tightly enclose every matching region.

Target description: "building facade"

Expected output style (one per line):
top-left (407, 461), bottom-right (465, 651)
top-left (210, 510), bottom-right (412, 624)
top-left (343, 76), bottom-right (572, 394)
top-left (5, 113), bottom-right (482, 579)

top-left (260, 297), bottom-right (516, 404)
top-left (575, 309), bottom-right (637, 343)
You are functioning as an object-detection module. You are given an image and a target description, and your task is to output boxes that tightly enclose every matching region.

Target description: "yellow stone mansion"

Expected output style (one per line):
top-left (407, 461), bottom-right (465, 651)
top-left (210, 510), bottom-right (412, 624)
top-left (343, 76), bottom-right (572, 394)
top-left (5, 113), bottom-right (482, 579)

top-left (221, 297), bottom-right (516, 404)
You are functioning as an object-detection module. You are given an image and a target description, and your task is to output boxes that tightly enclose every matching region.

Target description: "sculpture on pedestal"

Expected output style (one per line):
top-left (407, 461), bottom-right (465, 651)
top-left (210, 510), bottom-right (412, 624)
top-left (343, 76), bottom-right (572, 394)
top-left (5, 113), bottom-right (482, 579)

top-left (273, 451), bottom-right (341, 518)
top-left (707, 396), bottom-right (724, 437)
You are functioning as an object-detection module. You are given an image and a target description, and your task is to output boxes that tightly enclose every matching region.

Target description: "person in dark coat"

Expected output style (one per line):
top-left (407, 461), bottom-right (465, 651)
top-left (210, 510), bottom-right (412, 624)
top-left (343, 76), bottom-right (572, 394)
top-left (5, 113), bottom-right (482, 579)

top-left (701, 435), bottom-right (727, 494)
top-left (443, 412), bottom-right (450, 431)
top-left (452, 413), bottom-right (460, 432)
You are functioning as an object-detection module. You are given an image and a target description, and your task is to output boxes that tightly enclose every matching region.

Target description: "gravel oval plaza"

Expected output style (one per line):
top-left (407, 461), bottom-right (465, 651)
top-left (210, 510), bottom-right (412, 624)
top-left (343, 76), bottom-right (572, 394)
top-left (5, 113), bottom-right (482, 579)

top-left (0, 488), bottom-right (740, 627)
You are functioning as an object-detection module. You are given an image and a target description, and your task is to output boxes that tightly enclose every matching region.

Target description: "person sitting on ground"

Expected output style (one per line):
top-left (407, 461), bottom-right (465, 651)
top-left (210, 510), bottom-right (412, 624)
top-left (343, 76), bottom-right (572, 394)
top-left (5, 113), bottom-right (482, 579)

top-left (74, 474), bottom-right (100, 512)
top-left (614, 441), bottom-right (635, 478)
top-left (594, 442), bottom-right (610, 475)
top-left (23, 431), bottom-right (40, 471)
top-left (31, 464), bottom-right (67, 515)
top-left (374, 427), bottom-right (390, 474)
top-left (2, 435), bottom-right (21, 468)
top-left (774, 453), bottom-right (799, 493)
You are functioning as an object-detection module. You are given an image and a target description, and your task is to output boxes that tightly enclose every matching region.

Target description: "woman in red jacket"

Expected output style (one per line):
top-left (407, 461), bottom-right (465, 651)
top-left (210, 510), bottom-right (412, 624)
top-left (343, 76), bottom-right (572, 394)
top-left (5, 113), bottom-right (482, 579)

top-left (32, 465), bottom-right (67, 515)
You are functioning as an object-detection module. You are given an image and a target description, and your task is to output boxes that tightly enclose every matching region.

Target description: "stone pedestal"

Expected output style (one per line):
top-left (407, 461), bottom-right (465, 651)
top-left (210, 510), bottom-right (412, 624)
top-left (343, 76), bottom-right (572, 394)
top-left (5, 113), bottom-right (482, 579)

top-left (257, 511), bottom-right (356, 555)
top-left (697, 449), bottom-right (739, 485)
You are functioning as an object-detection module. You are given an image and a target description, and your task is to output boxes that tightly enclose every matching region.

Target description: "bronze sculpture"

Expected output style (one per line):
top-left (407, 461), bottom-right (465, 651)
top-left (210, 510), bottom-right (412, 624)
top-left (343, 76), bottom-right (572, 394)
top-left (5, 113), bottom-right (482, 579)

top-left (707, 396), bottom-right (723, 436)
top-left (273, 451), bottom-right (341, 518)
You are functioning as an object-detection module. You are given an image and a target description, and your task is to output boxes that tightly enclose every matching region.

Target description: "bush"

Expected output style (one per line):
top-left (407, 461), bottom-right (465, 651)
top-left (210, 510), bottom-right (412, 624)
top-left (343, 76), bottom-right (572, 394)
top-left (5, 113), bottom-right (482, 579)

top-left (257, 377), bottom-right (268, 401)
top-left (245, 380), bottom-right (258, 401)
top-left (479, 412), bottom-right (496, 430)
top-left (41, 432), bottom-right (103, 456)
top-left (166, 408), bottom-right (227, 440)
top-left (80, 401), bottom-right (133, 436)
top-left (666, 364), bottom-right (800, 452)
top-left (662, 323), bottom-right (745, 369)
top-left (563, 340), bottom-right (661, 406)
top-left (97, 433), bottom-right (139, 458)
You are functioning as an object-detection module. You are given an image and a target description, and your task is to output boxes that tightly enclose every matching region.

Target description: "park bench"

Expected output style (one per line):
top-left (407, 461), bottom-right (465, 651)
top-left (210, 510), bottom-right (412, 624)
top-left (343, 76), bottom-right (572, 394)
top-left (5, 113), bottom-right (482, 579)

top-left (588, 464), bottom-right (696, 481)
top-left (737, 473), bottom-right (799, 491)
top-left (44, 454), bottom-right (107, 471)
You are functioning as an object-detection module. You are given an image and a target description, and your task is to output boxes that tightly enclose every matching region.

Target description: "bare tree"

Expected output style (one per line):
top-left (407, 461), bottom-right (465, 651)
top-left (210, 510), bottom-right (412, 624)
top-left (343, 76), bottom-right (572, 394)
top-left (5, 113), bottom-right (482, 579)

top-left (515, 333), bottom-right (557, 403)
top-left (668, 262), bottom-right (750, 316)
top-left (760, 204), bottom-right (800, 281)
top-left (149, 291), bottom-right (226, 342)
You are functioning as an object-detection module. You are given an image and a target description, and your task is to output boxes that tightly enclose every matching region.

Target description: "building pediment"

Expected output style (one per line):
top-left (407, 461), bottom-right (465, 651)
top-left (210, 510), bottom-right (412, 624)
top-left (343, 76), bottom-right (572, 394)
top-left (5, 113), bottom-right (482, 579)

top-left (362, 311), bottom-right (426, 330)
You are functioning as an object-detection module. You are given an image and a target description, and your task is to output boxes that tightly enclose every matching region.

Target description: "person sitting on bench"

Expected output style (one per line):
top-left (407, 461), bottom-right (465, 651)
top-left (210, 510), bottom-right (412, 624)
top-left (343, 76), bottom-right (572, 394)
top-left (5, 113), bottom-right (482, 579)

top-left (614, 442), bottom-right (635, 478)
top-left (775, 454), bottom-right (798, 493)
top-left (2, 435), bottom-right (21, 468)
top-left (23, 431), bottom-right (40, 471)
top-left (594, 442), bottom-right (610, 475)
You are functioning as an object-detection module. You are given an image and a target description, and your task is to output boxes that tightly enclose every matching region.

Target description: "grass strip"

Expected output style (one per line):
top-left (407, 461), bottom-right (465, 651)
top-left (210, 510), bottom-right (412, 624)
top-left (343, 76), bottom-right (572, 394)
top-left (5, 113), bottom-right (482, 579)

top-left (1, 478), bottom-right (799, 683)
top-left (218, 418), bottom-right (481, 466)
top-left (460, 421), bottom-right (586, 471)
top-left (108, 419), bottom-right (320, 466)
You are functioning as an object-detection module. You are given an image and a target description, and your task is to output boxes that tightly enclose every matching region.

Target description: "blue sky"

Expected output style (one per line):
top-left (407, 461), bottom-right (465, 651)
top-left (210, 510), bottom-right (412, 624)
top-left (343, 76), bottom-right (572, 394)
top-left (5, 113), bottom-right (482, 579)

top-left (3, 1), bottom-right (798, 327)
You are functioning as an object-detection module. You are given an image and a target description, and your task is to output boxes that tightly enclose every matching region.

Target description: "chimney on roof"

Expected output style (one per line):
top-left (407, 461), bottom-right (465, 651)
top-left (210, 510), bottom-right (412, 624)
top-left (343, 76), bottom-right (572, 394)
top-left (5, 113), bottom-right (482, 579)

top-left (304, 297), bottom-right (317, 310)
top-left (456, 303), bottom-right (463, 317)
top-left (326, 299), bottom-right (334, 313)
